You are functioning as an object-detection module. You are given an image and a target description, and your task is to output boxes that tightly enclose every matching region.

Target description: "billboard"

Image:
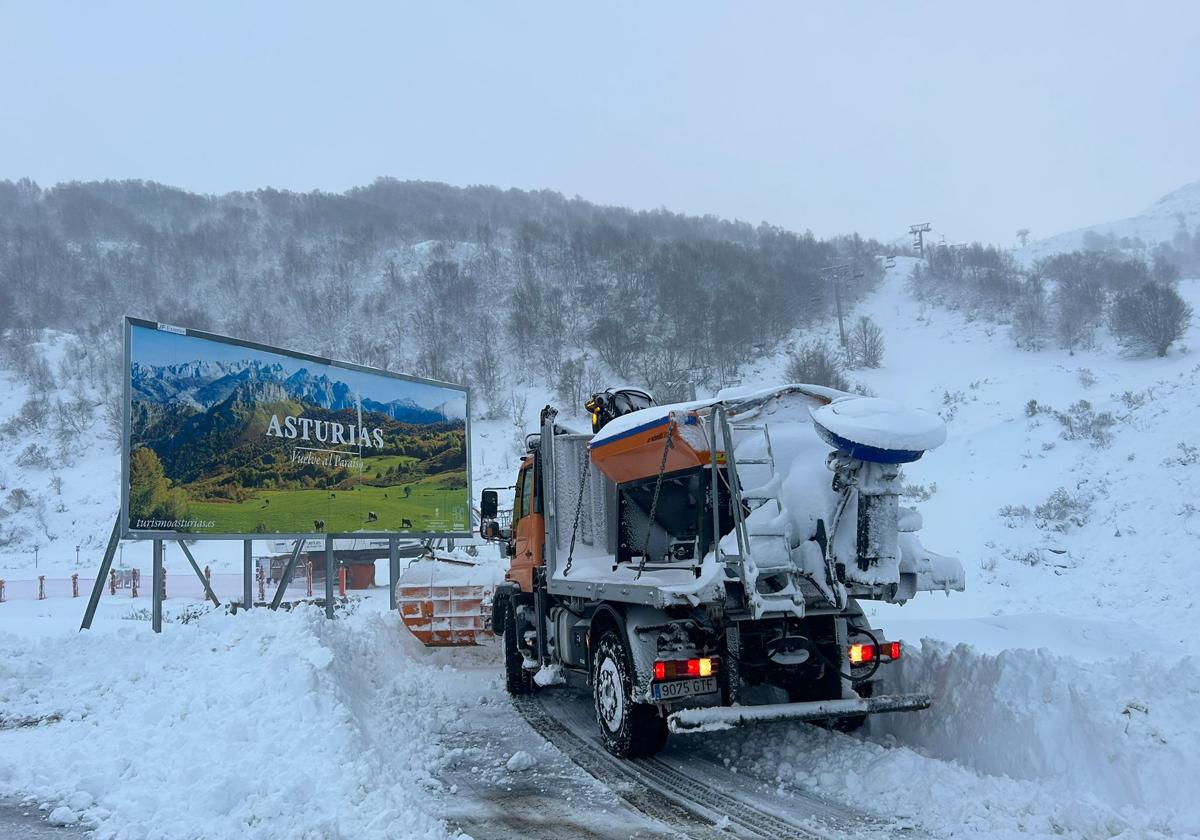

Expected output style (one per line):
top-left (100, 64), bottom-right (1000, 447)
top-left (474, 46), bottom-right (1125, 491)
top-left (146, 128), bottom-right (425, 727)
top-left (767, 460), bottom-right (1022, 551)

top-left (122, 318), bottom-right (470, 539)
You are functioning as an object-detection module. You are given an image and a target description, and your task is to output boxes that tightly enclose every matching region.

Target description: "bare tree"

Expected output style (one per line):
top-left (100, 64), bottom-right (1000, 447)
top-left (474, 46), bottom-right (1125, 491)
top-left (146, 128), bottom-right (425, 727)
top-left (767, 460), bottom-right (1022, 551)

top-left (1016, 228), bottom-right (1031, 248)
top-left (470, 316), bottom-right (503, 416)
top-left (785, 340), bottom-right (850, 390)
top-left (846, 316), bottom-right (885, 368)
top-left (1012, 273), bottom-right (1050, 350)
top-left (1110, 281), bottom-right (1192, 357)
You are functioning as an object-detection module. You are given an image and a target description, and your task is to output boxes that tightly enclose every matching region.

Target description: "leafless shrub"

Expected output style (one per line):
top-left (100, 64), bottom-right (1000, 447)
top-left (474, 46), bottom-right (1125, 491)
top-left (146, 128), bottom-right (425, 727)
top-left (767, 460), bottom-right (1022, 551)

top-left (6, 487), bottom-right (33, 511)
top-left (102, 392), bottom-right (123, 448)
top-left (1164, 442), bottom-right (1200, 467)
top-left (1054, 400), bottom-right (1115, 448)
top-left (22, 356), bottom-right (57, 395)
top-left (1111, 281), bottom-right (1192, 357)
top-left (846, 316), bottom-right (885, 368)
top-left (15, 444), bottom-right (52, 468)
top-left (1115, 388), bottom-right (1153, 411)
top-left (786, 340), bottom-right (849, 390)
top-left (939, 390), bottom-right (967, 422)
top-left (998, 504), bottom-right (1032, 527)
top-left (1034, 487), bottom-right (1092, 532)
top-left (54, 395), bottom-right (94, 442)
top-left (902, 482), bottom-right (938, 501)
top-left (1, 396), bottom-right (50, 437)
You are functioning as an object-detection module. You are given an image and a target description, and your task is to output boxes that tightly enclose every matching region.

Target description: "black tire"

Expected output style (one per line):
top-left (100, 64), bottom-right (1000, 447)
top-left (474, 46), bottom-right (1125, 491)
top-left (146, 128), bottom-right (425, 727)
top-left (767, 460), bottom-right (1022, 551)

top-left (504, 603), bottom-right (536, 696)
top-left (592, 630), bottom-right (668, 758)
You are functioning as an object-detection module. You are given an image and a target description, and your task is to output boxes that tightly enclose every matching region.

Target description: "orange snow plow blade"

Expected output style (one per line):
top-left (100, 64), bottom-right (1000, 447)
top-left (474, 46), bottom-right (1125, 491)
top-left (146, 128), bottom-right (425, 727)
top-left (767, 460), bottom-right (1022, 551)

top-left (396, 557), bottom-right (496, 647)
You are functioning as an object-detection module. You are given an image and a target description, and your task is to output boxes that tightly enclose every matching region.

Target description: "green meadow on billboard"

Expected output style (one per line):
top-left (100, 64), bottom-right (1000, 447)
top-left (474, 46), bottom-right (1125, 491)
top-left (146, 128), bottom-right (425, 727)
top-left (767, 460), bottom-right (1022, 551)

top-left (123, 318), bottom-right (470, 538)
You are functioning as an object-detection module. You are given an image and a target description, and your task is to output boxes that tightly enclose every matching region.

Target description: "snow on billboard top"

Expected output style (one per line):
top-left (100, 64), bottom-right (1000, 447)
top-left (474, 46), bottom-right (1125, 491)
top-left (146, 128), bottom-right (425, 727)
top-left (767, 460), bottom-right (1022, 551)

top-left (122, 318), bottom-right (470, 539)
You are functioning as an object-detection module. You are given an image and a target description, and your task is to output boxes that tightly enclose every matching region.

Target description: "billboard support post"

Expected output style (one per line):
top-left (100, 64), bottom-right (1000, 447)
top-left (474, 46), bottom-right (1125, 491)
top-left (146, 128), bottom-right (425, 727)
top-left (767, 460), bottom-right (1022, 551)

top-left (242, 541), bottom-right (253, 609)
top-left (324, 536), bottom-right (334, 619)
top-left (80, 515), bottom-right (122, 631)
top-left (152, 540), bottom-right (164, 633)
top-left (388, 536), bottom-right (400, 610)
top-left (270, 540), bottom-right (304, 611)
top-left (177, 541), bottom-right (220, 607)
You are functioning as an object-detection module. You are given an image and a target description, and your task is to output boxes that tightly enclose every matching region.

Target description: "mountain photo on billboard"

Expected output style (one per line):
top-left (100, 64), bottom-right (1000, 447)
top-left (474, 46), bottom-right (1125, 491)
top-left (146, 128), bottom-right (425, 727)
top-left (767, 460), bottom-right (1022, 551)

top-left (126, 323), bottom-right (469, 536)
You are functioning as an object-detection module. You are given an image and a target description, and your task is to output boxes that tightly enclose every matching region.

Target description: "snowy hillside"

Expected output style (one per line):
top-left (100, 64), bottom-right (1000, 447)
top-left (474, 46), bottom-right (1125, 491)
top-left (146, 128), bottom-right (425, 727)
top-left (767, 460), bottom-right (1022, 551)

top-left (730, 257), bottom-right (1199, 632)
top-left (0, 333), bottom-right (125, 567)
top-left (3, 257), bottom-right (1200, 838)
top-left (1021, 179), bottom-right (1200, 262)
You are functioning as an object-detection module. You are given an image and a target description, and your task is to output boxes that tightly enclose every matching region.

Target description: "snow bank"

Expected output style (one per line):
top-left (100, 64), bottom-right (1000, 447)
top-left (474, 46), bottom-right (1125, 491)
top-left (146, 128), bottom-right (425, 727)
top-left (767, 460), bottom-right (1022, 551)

top-left (0, 607), bottom-right (459, 840)
top-left (683, 627), bottom-right (1199, 838)
top-left (879, 639), bottom-right (1200, 828)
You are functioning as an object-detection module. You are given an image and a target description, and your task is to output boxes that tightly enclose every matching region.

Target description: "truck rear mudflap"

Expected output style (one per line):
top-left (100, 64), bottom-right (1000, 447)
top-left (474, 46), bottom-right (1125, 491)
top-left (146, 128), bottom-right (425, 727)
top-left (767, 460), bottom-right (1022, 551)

top-left (667, 692), bottom-right (931, 734)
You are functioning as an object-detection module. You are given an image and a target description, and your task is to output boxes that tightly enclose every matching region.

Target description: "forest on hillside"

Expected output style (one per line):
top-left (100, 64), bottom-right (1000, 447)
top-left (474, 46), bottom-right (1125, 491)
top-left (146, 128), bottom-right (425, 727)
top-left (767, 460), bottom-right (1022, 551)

top-left (0, 178), bottom-right (886, 415)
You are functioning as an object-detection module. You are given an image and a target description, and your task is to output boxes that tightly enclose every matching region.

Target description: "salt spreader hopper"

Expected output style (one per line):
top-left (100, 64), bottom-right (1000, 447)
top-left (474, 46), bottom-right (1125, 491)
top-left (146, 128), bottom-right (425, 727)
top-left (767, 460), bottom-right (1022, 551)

top-left (478, 385), bottom-right (964, 757)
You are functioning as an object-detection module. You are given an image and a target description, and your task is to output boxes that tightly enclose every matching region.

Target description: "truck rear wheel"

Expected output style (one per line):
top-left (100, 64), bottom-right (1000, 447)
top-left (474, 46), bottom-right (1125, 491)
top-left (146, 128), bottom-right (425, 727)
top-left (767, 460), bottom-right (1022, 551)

top-left (593, 631), bottom-right (667, 758)
top-left (504, 604), bottom-right (536, 696)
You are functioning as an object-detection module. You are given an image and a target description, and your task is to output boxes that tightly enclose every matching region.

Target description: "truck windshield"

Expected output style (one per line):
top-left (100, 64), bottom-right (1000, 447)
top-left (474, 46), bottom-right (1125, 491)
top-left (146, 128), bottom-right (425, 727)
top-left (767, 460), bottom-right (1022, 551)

top-left (512, 465), bottom-right (529, 527)
top-left (522, 465), bottom-right (534, 519)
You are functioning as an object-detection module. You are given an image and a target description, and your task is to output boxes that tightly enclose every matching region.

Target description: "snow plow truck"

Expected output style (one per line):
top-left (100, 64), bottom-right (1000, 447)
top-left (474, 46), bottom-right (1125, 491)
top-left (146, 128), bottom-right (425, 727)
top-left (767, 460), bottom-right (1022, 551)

top-left (479, 385), bottom-right (964, 758)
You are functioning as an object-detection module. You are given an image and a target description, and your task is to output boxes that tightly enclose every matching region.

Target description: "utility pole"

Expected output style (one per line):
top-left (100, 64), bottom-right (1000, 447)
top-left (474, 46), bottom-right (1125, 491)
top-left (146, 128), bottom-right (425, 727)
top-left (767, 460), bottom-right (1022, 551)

top-left (822, 263), bottom-right (852, 349)
top-left (909, 222), bottom-right (932, 258)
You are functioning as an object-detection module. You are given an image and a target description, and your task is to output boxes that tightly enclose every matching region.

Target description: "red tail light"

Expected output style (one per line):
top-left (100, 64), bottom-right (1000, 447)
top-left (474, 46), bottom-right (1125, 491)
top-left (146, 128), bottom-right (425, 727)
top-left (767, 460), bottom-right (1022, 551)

top-left (848, 643), bottom-right (876, 664)
top-left (850, 640), bottom-right (902, 665)
top-left (652, 657), bottom-right (717, 681)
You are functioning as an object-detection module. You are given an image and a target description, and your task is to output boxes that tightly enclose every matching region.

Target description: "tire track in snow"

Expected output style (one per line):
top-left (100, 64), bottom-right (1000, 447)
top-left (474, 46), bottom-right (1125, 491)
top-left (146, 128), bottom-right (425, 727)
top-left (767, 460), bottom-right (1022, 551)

top-left (518, 692), bottom-right (896, 840)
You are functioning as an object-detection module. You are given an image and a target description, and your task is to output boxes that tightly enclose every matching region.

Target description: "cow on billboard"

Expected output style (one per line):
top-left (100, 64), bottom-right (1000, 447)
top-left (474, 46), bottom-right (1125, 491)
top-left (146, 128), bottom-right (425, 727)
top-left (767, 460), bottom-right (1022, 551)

top-left (122, 318), bottom-right (471, 538)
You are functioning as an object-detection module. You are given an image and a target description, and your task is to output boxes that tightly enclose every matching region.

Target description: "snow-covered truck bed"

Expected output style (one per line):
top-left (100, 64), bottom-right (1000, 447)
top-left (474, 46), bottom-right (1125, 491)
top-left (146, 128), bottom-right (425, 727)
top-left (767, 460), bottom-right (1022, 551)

top-left (479, 385), bottom-right (964, 757)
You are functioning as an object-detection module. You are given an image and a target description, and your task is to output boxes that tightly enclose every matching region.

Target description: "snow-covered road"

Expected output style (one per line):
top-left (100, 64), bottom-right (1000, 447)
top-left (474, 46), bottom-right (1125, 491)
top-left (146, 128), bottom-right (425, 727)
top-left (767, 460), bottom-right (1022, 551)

top-left (0, 797), bottom-right (91, 838)
top-left (4, 593), bottom-right (1195, 839)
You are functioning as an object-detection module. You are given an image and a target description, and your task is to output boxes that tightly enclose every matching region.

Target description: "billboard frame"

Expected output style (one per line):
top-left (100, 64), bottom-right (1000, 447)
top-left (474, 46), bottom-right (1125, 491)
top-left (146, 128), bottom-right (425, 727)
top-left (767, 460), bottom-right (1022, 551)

top-left (121, 316), bottom-right (473, 541)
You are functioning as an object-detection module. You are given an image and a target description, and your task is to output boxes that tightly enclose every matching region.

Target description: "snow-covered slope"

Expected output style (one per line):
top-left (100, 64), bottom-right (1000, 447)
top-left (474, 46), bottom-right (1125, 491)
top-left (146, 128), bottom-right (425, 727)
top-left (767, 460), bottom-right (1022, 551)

top-left (0, 334), bottom-right (126, 568)
top-left (711, 257), bottom-right (1200, 835)
top-left (1021, 179), bottom-right (1200, 261)
top-left (4, 257), bottom-right (1200, 838)
top-left (729, 257), bottom-right (1199, 633)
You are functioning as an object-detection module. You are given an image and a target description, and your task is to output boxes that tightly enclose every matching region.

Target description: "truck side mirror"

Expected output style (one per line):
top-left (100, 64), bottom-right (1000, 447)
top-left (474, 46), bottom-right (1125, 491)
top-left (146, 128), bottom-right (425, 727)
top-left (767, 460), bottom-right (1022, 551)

top-left (480, 489), bottom-right (498, 519)
top-left (478, 521), bottom-right (498, 541)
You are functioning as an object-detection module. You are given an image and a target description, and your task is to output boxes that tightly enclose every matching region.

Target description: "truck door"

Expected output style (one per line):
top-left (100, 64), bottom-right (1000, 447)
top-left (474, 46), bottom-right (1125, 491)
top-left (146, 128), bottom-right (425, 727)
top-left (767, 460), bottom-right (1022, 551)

top-left (507, 459), bottom-right (544, 593)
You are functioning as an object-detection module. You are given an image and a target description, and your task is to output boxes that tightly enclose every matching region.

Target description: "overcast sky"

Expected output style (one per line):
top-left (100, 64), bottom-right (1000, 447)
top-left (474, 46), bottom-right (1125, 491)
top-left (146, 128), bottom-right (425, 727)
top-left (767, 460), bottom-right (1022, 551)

top-left (2, 2), bottom-right (1197, 245)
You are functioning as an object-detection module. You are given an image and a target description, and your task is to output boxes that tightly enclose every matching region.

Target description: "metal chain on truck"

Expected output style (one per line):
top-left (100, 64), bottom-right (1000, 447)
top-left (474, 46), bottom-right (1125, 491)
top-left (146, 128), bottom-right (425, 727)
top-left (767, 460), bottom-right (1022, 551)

top-left (561, 448), bottom-right (591, 577)
top-left (635, 418), bottom-right (676, 580)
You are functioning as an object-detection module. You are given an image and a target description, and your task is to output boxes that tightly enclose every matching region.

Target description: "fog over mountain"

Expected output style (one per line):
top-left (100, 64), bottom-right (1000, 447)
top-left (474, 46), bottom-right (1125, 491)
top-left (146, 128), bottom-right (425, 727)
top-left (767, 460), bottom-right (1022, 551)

top-left (0, 177), bottom-right (885, 414)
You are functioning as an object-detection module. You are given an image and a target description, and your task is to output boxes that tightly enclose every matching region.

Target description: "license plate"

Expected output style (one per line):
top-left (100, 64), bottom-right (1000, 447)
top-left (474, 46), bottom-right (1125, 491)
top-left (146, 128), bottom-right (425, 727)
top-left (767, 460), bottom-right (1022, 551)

top-left (651, 677), bottom-right (718, 701)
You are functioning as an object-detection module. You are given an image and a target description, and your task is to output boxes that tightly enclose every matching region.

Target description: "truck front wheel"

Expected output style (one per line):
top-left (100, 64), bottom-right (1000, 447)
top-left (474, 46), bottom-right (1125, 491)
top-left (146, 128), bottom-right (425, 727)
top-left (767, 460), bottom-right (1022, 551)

top-left (504, 604), bottom-right (536, 696)
top-left (592, 631), bottom-right (667, 758)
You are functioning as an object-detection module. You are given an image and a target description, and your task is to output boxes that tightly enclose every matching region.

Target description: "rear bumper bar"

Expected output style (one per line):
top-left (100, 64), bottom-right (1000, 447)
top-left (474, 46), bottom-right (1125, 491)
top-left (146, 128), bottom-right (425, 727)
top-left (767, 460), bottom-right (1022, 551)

top-left (667, 692), bottom-right (931, 734)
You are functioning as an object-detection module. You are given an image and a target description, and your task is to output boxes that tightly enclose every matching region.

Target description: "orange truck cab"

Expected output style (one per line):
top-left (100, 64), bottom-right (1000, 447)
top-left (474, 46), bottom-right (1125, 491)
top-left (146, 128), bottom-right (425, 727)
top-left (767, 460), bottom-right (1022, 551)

top-left (506, 454), bottom-right (544, 593)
